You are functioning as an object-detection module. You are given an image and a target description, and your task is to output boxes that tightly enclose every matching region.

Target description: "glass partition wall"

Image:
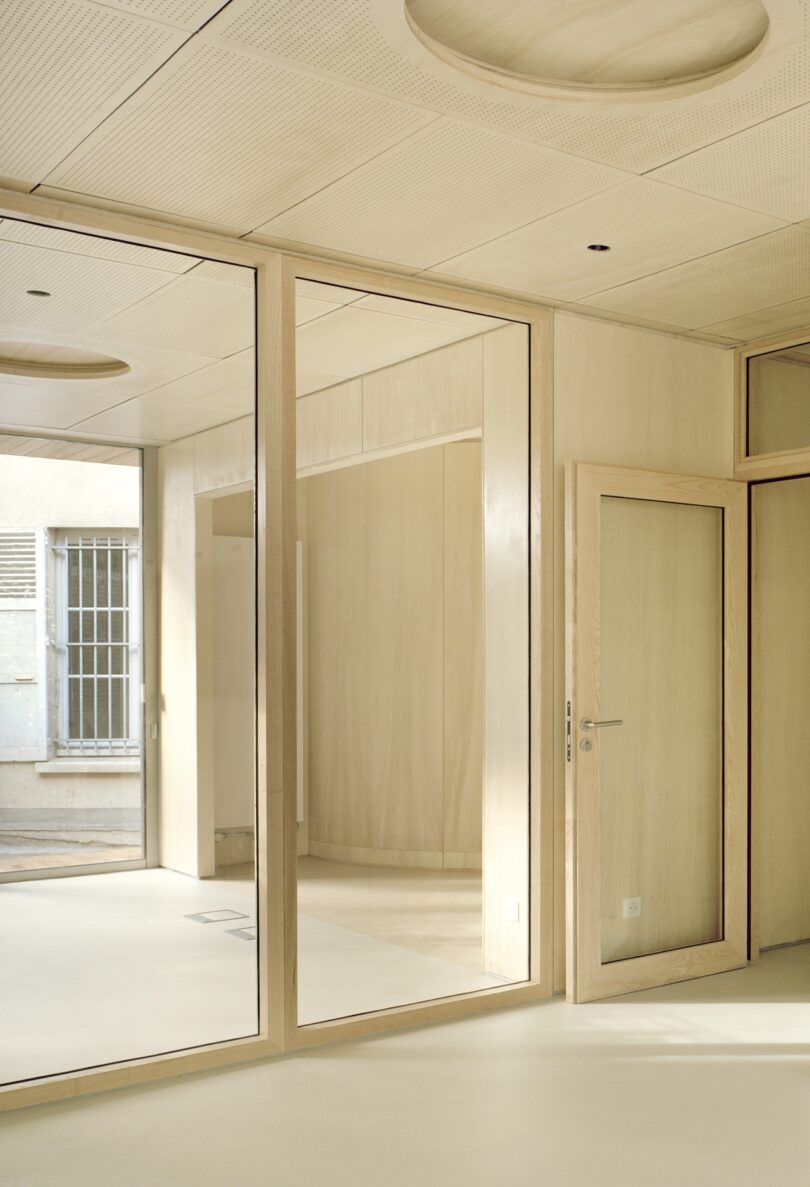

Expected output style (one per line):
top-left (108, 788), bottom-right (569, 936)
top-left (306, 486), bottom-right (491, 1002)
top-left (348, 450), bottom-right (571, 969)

top-left (0, 218), bottom-right (258, 1085)
top-left (294, 280), bottom-right (532, 1024)
top-left (0, 207), bottom-right (545, 1108)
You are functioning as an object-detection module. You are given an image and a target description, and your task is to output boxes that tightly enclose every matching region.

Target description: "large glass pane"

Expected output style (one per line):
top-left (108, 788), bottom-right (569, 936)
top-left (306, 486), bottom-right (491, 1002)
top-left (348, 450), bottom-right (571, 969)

top-left (747, 342), bottom-right (810, 456)
top-left (295, 280), bottom-right (530, 1024)
top-left (599, 496), bottom-right (723, 963)
top-left (0, 217), bottom-right (258, 1086)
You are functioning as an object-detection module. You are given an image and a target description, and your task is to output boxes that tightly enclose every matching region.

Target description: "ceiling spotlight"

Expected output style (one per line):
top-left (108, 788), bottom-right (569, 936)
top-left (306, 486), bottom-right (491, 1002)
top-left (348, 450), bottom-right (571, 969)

top-left (26, 289), bottom-right (51, 297)
top-left (587, 244), bottom-right (611, 252)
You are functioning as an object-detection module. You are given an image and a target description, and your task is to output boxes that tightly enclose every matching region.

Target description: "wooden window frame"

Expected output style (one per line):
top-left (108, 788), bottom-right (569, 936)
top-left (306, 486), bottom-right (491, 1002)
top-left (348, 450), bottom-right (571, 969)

top-left (735, 328), bottom-right (810, 480)
top-left (0, 188), bottom-right (554, 1112)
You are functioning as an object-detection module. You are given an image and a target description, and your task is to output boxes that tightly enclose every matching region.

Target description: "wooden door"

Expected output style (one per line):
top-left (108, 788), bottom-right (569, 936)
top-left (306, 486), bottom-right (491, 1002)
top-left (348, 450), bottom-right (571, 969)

top-left (565, 463), bottom-right (748, 1002)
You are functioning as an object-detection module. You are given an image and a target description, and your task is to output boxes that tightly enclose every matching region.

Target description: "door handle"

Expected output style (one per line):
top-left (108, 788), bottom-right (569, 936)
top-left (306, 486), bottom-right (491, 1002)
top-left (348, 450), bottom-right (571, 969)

top-left (580, 718), bottom-right (623, 730)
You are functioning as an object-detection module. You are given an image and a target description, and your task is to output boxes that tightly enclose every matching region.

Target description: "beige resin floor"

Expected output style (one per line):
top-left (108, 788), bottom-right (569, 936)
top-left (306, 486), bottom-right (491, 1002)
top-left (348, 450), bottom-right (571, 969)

top-left (2, 943), bottom-right (809, 1187)
top-left (0, 858), bottom-right (504, 1082)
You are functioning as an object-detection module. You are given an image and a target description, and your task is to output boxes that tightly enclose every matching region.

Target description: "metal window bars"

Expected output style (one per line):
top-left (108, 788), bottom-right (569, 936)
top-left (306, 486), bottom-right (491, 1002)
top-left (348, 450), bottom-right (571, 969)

top-left (55, 533), bottom-right (141, 756)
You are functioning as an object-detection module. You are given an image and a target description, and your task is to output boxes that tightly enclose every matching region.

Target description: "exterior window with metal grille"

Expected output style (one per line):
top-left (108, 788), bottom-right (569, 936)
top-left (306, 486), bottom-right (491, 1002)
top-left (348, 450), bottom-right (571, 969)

top-left (56, 532), bottom-right (141, 756)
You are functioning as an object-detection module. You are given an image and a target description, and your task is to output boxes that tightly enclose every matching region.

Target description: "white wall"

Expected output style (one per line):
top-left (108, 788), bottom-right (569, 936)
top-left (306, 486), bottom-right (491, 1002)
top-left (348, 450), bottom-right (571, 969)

top-left (0, 454), bottom-right (139, 529)
top-left (0, 454), bottom-right (141, 834)
top-left (158, 419), bottom-right (254, 877)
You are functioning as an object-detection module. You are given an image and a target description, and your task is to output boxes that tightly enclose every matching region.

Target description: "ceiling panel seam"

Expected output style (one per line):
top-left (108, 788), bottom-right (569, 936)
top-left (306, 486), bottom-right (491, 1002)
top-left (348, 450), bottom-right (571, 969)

top-left (571, 224), bottom-right (810, 306)
top-left (34, 0), bottom-right (238, 187)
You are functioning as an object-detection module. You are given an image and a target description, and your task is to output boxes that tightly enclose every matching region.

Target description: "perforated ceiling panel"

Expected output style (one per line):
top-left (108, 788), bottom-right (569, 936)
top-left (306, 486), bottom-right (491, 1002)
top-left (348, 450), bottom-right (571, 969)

top-left (702, 294), bottom-right (810, 340)
top-left (0, 435), bottom-right (139, 464)
top-left (95, 0), bottom-right (227, 32)
top-left (255, 118), bottom-right (628, 268)
top-left (45, 42), bottom-right (437, 231)
top-left (650, 102), bottom-right (810, 222)
top-left (296, 303), bottom-right (490, 381)
top-left (0, 0), bottom-right (185, 186)
top-left (583, 225), bottom-right (810, 328)
top-left (90, 270), bottom-right (255, 358)
top-left (0, 337), bottom-right (218, 426)
top-left (73, 348), bottom-right (255, 441)
top-left (0, 218), bottom-right (196, 273)
top-left (429, 178), bottom-right (784, 301)
top-left (0, 239), bottom-right (178, 337)
top-left (209, 0), bottom-right (810, 172)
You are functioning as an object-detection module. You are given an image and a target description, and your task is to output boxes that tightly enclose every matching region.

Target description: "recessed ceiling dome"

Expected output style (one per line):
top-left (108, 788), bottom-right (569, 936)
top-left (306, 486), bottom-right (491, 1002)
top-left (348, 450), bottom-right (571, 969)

top-left (0, 342), bottom-right (130, 380)
top-left (405, 0), bottom-right (770, 100)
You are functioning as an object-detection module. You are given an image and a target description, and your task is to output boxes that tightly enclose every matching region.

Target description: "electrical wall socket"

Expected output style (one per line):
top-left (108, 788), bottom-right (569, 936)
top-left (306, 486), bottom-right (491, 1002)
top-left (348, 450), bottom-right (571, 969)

top-left (503, 897), bottom-right (520, 923)
top-left (622, 896), bottom-right (642, 919)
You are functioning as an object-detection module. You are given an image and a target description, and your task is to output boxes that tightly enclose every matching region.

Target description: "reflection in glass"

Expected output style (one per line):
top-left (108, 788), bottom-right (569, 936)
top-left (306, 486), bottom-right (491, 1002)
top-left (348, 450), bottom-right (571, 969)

top-left (295, 281), bottom-right (530, 1024)
top-left (748, 342), bottom-right (810, 457)
top-left (599, 496), bottom-right (724, 963)
top-left (0, 217), bottom-right (258, 1085)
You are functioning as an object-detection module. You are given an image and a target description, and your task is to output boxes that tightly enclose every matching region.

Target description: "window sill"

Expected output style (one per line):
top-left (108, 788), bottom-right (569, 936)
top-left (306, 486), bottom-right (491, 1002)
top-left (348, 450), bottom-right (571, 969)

top-left (34, 759), bottom-right (141, 776)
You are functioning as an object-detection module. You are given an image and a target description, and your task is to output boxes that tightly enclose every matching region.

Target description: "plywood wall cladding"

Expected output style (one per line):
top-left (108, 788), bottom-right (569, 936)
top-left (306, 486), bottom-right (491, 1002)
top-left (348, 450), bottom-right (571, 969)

top-left (752, 477), bottom-right (810, 949)
top-left (300, 443), bottom-right (482, 866)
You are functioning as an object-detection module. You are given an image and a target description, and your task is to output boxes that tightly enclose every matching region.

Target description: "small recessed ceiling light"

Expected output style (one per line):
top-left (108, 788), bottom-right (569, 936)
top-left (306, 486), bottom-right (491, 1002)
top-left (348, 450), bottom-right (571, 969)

top-left (587, 244), bottom-right (611, 252)
top-left (26, 289), bottom-right (51, 297)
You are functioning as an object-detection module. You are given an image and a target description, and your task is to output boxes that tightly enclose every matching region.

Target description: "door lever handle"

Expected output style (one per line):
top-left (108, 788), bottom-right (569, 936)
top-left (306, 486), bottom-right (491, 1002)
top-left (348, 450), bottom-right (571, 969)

top-left (580, 718), bottom-right (623, 730)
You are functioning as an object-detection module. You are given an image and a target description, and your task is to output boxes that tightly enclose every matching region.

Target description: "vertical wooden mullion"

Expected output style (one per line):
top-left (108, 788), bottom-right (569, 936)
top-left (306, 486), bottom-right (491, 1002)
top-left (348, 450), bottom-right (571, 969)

top-left (256, 254), bottom-right (298, 1049)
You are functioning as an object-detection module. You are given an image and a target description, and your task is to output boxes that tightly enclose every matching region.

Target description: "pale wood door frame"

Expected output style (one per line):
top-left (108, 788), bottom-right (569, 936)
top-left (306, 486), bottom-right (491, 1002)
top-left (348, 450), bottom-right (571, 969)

top-left (565, 462), bottom-right (748, 1004)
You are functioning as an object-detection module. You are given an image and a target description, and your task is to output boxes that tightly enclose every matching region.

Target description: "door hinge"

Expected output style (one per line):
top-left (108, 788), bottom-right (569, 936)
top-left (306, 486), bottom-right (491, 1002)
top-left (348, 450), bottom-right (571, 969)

top-left (566, 700), bottom-right (572, 763)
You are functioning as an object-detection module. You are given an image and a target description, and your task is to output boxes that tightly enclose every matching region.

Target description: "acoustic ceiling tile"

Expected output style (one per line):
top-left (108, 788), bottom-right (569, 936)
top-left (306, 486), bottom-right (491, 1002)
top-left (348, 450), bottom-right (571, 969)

top-left (428, 178), bottom-right (783, 301)
top-left (295, 280), bottom-right (367, 306)
top-left (90, 271), bottom-right (255, 358)
top-left (354, 293), bottom-right (504, 332)
top-left (72, 349), bottom-right (255, 441)
top-left (581, 226), bottom-right (810, 329)
top-left (0, 239), bottom-right (178, 336)
top-left (92, 0), bottom-right (226, 32)
top-left (0, 0), bottom-right (185, 186)
top-left (702, 295), bottom-right (810, 342)
top-left (45, 42), bottom-right (438, 231)
top-left (0, 335), bottom-right (219, 425)
top-left (0, 435), bottom-right (138, 465)
top-left (0, 217), bottom-right (197, 273)
top-left (254, 118), bottom-right (629, 268)
top-left (296, 371), bottom-right (347, 397)
top-left (650, 103), bottom-right (810, 223)
top-left (191, 260), bottom-right (255, 287)
top-left (296, 298), bottom-right (344, 327)
top-left (0, 377), bottom-right (133, 432)
top-left (296, 302), bottom-right (488, 379)
top-left (210, 0), bottom-right (810, 172)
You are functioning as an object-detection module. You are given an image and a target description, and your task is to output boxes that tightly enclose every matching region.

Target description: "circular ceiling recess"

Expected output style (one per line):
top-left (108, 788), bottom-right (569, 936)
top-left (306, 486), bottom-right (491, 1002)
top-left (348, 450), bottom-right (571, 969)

top-left (404, 0), bottom-right (770, 101)
top-left (0, 342), bottom-right (130, 381)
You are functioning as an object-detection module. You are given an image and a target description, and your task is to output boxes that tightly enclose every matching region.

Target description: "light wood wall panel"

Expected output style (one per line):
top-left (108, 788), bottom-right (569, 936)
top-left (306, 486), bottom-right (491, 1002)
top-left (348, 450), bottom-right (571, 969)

top-left (362, 336), bottom-right (482, 451)
top-left (443, 441), bottom-right (484, 858)
top-left (295, 380), bottom-right (362, 470)
top-left (157, 438), bottom-right (213, 876)
top-left (752, 477), bottom-right (810, 948)
top-left (158, 416), bottom-right (255, 877)
top-left (295, 336), bottom-right (484, 477)
top-left (301, 442), bottom-right (483, 866)
top-left (481, 323), bottom-right (530, 980)
top-left (364, 448), bottom-right (444, 851)
top-left (553, 311), bottom-right (735, 987)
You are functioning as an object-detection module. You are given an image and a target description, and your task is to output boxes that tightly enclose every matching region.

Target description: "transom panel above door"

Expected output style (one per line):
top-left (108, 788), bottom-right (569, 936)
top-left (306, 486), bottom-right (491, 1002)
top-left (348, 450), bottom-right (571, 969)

top-left (565, 463), bottom-right (748, 1003)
